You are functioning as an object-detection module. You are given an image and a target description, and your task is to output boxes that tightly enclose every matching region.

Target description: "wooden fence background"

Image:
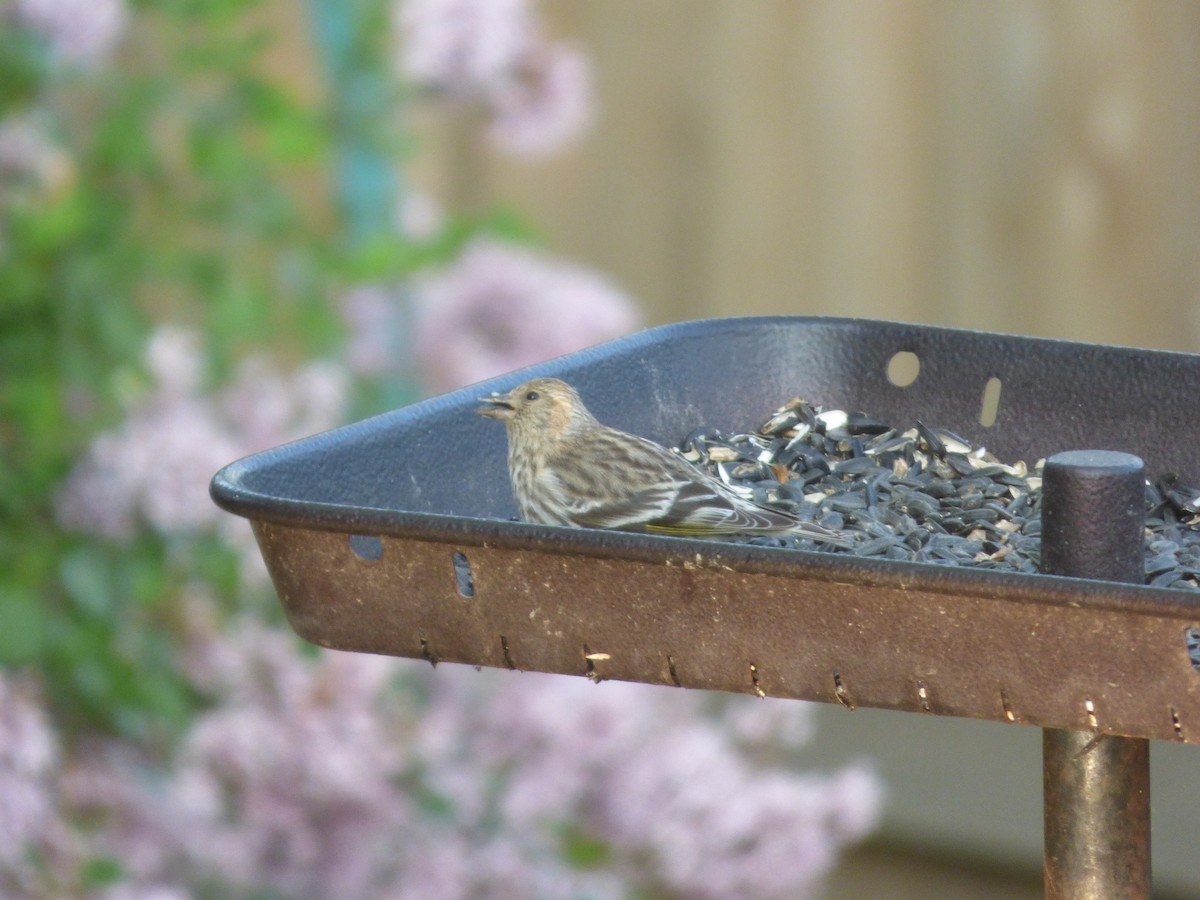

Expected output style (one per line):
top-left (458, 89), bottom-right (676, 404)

top-left (415, 0), bottom-right (1200, 353)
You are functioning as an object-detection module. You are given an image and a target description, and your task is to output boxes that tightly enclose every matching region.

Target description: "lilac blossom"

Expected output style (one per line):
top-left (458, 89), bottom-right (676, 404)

top-left (488, 41), bottom-right (593, 158)
top-left (0, 674), bottom-right (75, 897)
top-left (0, 115), bottom-right (74, 258)
top-left (396, 0), bottom-right (594, 157)
top-left (54, 599), bottom-right (879, 898)
top-left (454, 669), bottom-right (884, 899)
top-left (338, 284), bottom-right (409, 379)
top-left (12, 0), bottom-right (127, 68)
top-left (56, 327), bottom-right (349, 542)
top-left (412, 239), bottom-right (639, 392)
top-left (63, 742), bottom-right (191, 888)
top-left (54, 393), bottom-right (239, 539)
top-left (59, 604), bottom-right (410, 898)
top-left (102, 888), bottom-right (189, 900)
top-left (398, 0), bottom-right (535, 92)
top-left (218, 356), bottom-right (350, 458)
top-left (0, 115), bottom-right (75, 203)
top-left (170, 625), bottom-right (408, 896)
top-left (144, 326), bottom-right (205, 398)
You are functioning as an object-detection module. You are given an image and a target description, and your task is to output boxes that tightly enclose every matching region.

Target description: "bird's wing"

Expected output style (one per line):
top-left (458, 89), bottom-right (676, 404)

top-left (546, 427), bottom-right (854, 547)
top-left (537, 428), bottom-right (686, 527)
top-left (547, 428), bottom-right (796, 534)
top-left (646, 481), bottom-right (855, 546)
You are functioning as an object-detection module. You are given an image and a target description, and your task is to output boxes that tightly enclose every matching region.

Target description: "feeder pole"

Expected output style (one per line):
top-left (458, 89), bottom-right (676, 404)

top-left (1041, 451), bottom-right (1151, 899)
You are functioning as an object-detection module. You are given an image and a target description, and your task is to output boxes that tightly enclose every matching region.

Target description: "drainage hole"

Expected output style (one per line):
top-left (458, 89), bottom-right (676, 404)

top-left (886, 350), bottom-right (920, 388)
top-left (452, 551), bottom-right (475, 598)
top-left (348, 534), bottom-right (383, 561)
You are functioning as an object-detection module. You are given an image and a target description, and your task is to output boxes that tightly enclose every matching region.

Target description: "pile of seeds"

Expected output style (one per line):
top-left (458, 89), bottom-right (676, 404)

top-left (678, 397), bottom-right (1200, 592)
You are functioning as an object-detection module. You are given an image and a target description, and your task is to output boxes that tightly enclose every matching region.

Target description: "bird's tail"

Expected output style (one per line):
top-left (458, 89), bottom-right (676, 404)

top-left (788, 520), bottom-right (856, 549)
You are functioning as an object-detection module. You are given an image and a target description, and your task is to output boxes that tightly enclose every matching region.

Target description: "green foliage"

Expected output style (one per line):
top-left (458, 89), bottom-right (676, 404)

top-left (79, 855), bottom-right (126, 891)
top-left (0, 25), bottom-right (51, 107)
top-left (0, 2), bottom-right (360, 742)
top-left (559, 824), bottom-right (614, 870)
top-left (0, 0), bottom-right (508, 749)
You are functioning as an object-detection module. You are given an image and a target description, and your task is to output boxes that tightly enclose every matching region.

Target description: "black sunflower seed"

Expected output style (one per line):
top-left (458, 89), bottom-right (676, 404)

top-left (676, 398), bottom-right (1200, 590)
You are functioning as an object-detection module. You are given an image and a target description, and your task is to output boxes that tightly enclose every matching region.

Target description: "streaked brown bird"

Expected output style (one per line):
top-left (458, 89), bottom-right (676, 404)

top-left (477, 377), bottom-right (852, 547)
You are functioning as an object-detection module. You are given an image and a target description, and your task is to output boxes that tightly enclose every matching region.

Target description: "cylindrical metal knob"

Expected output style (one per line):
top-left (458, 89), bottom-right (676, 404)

top-left (1041, 449), bottom-right (1146, 583)
top-left (1040, 450), bottom-right (1150, 900)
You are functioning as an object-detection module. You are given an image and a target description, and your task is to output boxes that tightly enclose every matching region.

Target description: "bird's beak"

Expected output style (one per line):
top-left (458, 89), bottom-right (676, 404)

top-left (477, 391), bottom-right (515, 420)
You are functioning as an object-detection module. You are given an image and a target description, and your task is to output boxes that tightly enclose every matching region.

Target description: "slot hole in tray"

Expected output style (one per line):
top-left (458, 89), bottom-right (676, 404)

top-left (453, 551), bottom-right (475, 598)
top-left (1185, 626), bottom-right (1200, 672)
top-left (979, 376), bottom-right (1003, 427)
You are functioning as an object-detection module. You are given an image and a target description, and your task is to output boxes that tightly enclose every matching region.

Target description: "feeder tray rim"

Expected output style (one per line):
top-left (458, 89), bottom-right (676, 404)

top-left (211, 314), bottom-right (1200, 620)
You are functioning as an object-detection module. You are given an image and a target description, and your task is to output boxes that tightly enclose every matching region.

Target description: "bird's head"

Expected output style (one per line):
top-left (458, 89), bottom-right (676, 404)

top-left (477, 377), bottom-right (596, 439)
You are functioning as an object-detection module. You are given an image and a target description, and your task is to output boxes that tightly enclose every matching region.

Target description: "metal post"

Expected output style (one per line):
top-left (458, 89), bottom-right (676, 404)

top-left (1041, 450), bottom-right (1150, 899)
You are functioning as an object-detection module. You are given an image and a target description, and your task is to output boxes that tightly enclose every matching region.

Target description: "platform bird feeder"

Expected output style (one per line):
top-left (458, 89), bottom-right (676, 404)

top-left (212, 317), bottom-right (1200, 898)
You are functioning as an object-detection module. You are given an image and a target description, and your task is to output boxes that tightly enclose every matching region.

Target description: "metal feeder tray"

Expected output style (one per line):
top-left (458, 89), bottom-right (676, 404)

top-left (211, 316), bottom-right (1200, 744)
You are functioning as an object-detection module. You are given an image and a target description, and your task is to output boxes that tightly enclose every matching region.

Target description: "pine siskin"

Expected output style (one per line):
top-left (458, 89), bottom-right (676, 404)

top-left (478, 377), bottom-right (852, 547)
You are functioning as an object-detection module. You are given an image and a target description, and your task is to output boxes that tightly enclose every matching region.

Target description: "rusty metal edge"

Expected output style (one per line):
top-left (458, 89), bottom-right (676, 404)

top-left (214, 501), bottom-right (1200, 621)
top-left (250, 520), bottom-right (1200, 745)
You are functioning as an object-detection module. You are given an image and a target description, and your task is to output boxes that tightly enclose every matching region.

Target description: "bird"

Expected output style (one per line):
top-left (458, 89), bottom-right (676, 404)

top-left (477, 377), bottom-right (852, 547)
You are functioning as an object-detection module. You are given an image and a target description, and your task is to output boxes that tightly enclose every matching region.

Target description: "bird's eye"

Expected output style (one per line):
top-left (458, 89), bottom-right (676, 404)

top-left (525, 390), bottom-right (540, 401)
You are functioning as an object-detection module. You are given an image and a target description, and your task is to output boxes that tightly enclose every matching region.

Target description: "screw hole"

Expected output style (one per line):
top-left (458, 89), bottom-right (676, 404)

top-left (348, 534), bottom-right (383, 561)
top-left (886, 350), bottom-right (920, 388)
top-left (1185, 626), bottom-right (1200, 671)
top-left (979, 376), bottom-right (1002, 427)
top-left (452, 551), bottom-right (474, 597)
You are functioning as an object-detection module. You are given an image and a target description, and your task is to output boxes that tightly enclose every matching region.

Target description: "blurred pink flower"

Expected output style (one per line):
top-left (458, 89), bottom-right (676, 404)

top-left (56, 602), bottom-right (413, 898)
top-left (63, 742), bottom-right (188, 886)
top-left (722, 692), bottom-right (818, 751)
top-left (170, 626), bottom-right (408, 897)
top-left (425, 666), bottom-right (884, 899)
top-left (38, 609), bottom-right (880, 898)
top-left (144, 326), bottom-right (205, 398)
top-left (54, 395), bottom-right (239, 539)
top-left (398, 0), bottom-right (534, 92)
top-left (13, 0), bottom-right (127, 67)
top-left (0, 115), bottom-right (75, 203)
top-left (103, 887), bottom-right (190, 900)
top-left (396, 0), bottom-right (594, 157)
top-left (0, 677), bottom-right (58, 848)
top-left (822, 763), bottom-right (885, 842)
top-left (413, 239), bottom-right (639, 393)
top-left (0, 674), bottom-right (75, 897)
top-left (56, 327), bottom-right (349, 543)
top-left (488, 41), bottom-right (593, 158)
top-left (338, 284), bottom-right (407, 379)
top-left (219, 357), bottom-right (350, 457)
